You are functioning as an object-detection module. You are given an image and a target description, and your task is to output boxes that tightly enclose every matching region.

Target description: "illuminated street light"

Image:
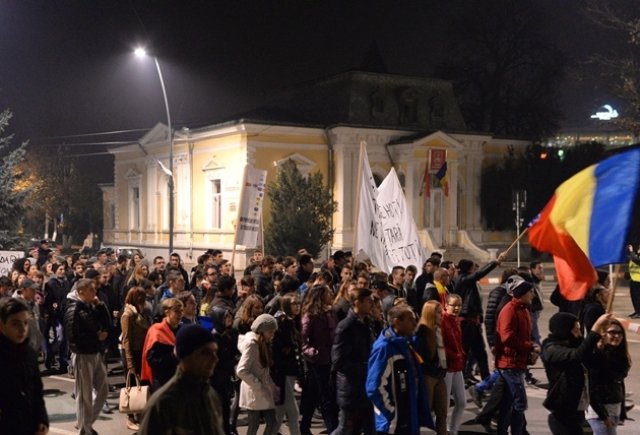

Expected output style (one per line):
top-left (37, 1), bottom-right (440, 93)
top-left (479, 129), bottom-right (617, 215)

top-left (134, 47), bottom-right (175, 256)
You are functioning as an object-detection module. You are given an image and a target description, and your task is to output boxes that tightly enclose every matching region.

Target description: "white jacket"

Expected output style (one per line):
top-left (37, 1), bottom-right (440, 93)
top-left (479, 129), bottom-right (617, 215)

top-left (236, 331), bottom-right (275, 410)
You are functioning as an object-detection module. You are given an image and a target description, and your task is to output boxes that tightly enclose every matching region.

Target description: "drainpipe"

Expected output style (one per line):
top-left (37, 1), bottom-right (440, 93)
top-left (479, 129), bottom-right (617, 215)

top-left (186, 128), bottom-right (194, 260)
top-left (324, 126), bottom-right (335, 258)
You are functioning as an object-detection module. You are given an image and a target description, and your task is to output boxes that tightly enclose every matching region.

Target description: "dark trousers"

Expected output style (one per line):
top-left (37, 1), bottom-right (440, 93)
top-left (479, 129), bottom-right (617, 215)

top-left (548, 411), bottom-right (585, 435)
top-left (212, 379), bottom-right (233, 435)
top-left (476, 374), bottom-right (505, 423)
top-left (300, 363), bottom-right (338, 433)
top-left (461, 320), bottom-right (490, 379)
top-left (630, 280), bottom-right (640, 313)
top-left (331, 405), bottom-right (375, 435)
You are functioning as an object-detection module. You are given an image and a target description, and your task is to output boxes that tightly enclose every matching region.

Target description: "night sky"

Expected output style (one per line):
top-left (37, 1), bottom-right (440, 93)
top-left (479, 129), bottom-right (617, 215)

top-left (0, 1), bottom-right (632, 152)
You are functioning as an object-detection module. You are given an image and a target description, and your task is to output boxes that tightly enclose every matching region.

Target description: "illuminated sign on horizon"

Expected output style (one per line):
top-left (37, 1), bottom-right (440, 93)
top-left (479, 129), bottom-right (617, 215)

top-left (590, 104), bottom-right (619, 121)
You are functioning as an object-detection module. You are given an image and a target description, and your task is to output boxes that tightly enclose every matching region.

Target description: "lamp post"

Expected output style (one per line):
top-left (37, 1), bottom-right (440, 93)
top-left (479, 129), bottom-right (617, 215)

top-left (135, 48), bottom-right (174, 256)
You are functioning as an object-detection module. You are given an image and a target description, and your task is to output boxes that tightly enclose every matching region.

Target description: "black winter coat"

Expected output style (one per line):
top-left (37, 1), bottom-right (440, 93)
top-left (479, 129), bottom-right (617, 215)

top-left (541, 331), bottom-right (600, 413)
top-left (0, 335), bottom-right (49, 435)
top-left (484, 284), bottom-right (508, 347)
top-left (587, 345), bottom-right (630, 420)
top-left (453, 261), bottom-right (499, 319)
top-left (64, 294), bottom-right (108, 354)
top-left (331, 309), bottom-right (374, 408)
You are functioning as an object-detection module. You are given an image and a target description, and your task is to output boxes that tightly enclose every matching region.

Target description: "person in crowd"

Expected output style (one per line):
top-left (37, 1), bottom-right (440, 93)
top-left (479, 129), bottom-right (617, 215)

top-left (141, 298), bottom-right (183, 391)
top-left (160, 272), bottom-right (186, 304)
top-left (266, 274), bottom-right (300, 315)
top-left (332, 278), bottom-right (356, 323)
top-left (152, 255), bottom-right (166, 277)
top-left (586, 318), bottom-right (631, 434)
top-left (120, 287), bottom-right (150, 431)
top-left (366, 303), bottom-right (434, 435)
top-left (234, 294), bottom-right (265, 335)
top-left (388, 266), bottom-right (406, 298)
top-left (256, 256), bottom-right (276, 299)
top-left (44, 262), bottom-right (70, 371)
top-left (296, 253), bottom-right (315, 286)
top-left (177, 291), bottom-right (198, 324)
top-left (129, 252), bottom-right (144, 272)
top-left (0, 275), bottom-right (14, 301)
top-left (494, 278), bottom-right (539, 435)
top-left (37, 239), bottom-right (52, 268)
top-left (300, 284), bottom-right (339, 434)
top-left (422, 267), bottom-right (451, 308)
top-left (236, 313), bottom-right (280, 435)
top-left (369, 293), bottom-right (385, 336)
top-left (219, 259), bottom-right (234, 277)
top-left (453, 253), bottom-right (505, 384)
top-left (403, 264), bottom-right (418, 300)
top-left (13, 278), bottom-right (44, 354)
top-left (212, 275), bottom-right (237, 314)
top-left (580, 285), bottom-right (610, 335)
top-left (331, 287), bottom-right (376, 435)
top-left (415, 257), bottom-right (440, 304)
top-left (415, 300), bottom-right (447, 435)
top-left (210, 306), bottom-right (240, 435)
top-left (140, 323), bottom-right (225, 435)
top-left (542, 312), bottom-right (611, 434)
top-left (64, 278), bottom-right (110, 435)
top-left (111, 255), bottom-right (129, 301)
top-left (355, 271), bottom-right (369, 289)
top-left (125, 262), bottom-right (150, 291)
top-left (0, 298), bottom-right (50, 435)
top-left (272, 292), bottom-right (303, 435)
top-left (441, 293), bottom-right (466, 435)
top-left (627, 244), bottom-right (640, 318)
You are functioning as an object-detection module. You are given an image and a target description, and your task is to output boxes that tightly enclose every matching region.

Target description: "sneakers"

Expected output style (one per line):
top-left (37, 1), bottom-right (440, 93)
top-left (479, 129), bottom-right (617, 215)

top-left (467, 385), bottom-right (482, 408)
top-left (525, 375), bottom-right (540, 386)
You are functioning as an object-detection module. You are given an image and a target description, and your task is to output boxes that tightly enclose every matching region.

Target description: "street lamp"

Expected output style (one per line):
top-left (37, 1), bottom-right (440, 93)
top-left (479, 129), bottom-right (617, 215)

top-left (134, 47), bottom-right (174, 256)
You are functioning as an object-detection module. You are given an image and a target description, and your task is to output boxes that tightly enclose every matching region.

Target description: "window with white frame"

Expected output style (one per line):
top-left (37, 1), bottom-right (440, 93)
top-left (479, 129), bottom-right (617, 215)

top-left (211, 178), bottom-right (222, 229)
top-left (131, 186), bottom-right (141, 230)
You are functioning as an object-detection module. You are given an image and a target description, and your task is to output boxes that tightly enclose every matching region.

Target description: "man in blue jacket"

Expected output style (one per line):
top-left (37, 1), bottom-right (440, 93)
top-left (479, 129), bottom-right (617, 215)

top-left (366, 303), bottom-right (434, 435)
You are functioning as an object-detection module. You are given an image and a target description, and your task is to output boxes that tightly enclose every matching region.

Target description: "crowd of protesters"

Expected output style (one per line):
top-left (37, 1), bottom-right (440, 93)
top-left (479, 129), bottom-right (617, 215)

top-left (0, 239), bottom-right (633, 435)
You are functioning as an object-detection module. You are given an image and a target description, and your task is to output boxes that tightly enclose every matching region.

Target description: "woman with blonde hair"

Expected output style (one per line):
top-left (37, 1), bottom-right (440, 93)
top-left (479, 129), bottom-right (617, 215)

top-left (415, 300), bottom-right (448, 435)
top-left (125, 262), bottom-right (149, 290)
top-left (237, 313), bottom-right (279, 435)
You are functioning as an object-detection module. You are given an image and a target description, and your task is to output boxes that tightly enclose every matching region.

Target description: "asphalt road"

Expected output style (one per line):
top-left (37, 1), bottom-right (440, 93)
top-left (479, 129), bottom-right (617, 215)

top-left (43, 279), bottom-right (640, 435)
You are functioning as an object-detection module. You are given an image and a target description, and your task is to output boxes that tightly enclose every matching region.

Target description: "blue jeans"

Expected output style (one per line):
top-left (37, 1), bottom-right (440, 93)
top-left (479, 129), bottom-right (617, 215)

top-left (498, 368), bottom-right (527, 435)
top-left (587, 416), bottom-right (620, 435)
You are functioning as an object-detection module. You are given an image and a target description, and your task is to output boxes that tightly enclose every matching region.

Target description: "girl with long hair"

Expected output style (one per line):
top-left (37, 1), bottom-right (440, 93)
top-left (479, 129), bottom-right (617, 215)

top-left (125, 262), bottom-right (149, 290)
top-left (442, 293), bottom-right (466, 435)
top-left (234, 294), bottom-right (264, 335)
top-left (586, 318), bottom-right (632, 434)
top-left (299, 284), bottom-right (338, 434)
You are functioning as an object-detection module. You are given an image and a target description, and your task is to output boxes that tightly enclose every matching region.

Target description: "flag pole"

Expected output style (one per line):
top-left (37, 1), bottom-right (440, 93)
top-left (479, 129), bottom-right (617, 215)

top-left (606, 264), bottom-right (622, 314)
top-left (351, 141), bottom-right (366, 254)
top-left (503, 227), bottom-right (529, 258)
top-left (230, 164), bottom-right (248, 273)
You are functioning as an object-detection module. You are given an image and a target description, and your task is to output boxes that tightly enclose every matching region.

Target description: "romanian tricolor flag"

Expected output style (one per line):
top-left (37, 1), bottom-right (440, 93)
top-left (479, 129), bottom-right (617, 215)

top-left (529, 147), bottom-right (640, 300)
top-left (436, 161), bottom-right (449, 196)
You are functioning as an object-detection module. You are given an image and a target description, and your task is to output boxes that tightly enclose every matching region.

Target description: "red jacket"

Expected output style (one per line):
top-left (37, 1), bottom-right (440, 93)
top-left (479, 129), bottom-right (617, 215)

top-left (495, 299), bottom-right (533, 369)
top-left (441, 312), bottom-right (465, 372)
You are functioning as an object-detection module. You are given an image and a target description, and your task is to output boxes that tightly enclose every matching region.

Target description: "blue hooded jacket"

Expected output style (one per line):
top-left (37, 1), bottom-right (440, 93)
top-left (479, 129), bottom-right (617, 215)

top-left (366, 327), bottom-right (434, 434)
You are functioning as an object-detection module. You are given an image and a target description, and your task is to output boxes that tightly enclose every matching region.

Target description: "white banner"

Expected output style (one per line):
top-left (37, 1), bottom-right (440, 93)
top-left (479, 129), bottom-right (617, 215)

top-left (355, 147), bottom-right (390, 272)
top-left (236, 166), bottom-right (268, 248)
top-left (355, 147), bottom-right (426, 273)
top-left (0, 250), bottom-right (25, 277)
top-left (376, 168), bottom-right (426, 270)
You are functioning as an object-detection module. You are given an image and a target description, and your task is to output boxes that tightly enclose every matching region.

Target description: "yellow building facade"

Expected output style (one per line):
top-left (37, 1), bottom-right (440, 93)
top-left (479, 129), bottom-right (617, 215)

top-left (102, 71), bottom-right (530, 267)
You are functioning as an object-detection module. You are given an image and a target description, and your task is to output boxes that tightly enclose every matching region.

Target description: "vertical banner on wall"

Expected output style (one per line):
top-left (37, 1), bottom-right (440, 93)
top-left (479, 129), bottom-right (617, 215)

top-left (235, 166), bottom-right (268, 248)
top-left (429, 148), bottom-right (446, 172)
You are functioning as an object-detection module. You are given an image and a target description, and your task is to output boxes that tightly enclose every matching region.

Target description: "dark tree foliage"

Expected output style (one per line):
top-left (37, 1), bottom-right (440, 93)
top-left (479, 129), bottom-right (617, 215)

top-left (21, 144), bottom-right (103, 248)
top-left (265, 159), bottom-right (337, 258)
top-left (481, 142), bottom-right (606, 230)
top-left (434, 0), bottom-right (565, 140)
top-left (0, 109), bottom-right (30, 249)
top-left (584, 1), bottom-right (640, 136)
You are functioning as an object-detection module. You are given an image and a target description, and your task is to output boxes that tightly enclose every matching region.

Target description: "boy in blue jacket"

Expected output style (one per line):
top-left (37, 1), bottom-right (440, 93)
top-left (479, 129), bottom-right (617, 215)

top-left (366, 303), bottom-right (434, 435)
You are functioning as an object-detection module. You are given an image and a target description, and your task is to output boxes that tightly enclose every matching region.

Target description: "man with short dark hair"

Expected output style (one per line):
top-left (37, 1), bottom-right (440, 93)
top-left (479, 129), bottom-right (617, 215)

top-left (211, 276), bottom-right (237, 314)
top-left (332, 287), bottom-right (376, 434)
top-left (169, 253), bottom-right (189, 283)
top-left (296, 253), bottom-right (315, 285)
top-left (389, 266), bottom-right (406, 298)
top-left (65, 278), bottom-right (109, 435)
top-left (153, 256), bottom-right (166, 276)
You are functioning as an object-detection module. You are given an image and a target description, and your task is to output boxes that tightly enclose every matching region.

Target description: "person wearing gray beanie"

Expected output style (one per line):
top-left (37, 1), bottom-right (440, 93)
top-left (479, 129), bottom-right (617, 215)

top-left (251, 313), bottom-right (278, 334)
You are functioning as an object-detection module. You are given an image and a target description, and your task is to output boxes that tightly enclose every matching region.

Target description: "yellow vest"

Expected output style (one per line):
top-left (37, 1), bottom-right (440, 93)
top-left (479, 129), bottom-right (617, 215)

top-left (629, 260), bottom-right (640, 282)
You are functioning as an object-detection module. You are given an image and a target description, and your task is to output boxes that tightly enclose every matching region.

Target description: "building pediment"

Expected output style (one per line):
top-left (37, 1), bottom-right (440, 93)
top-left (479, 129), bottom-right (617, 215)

top-left (275, 153), bottom-right (316, 176)
top-left (124, 168), bottom-right (142, 180)
top-left (139, 123), bottom-right (171, 148)
top-left (413, 131), bottom-right (466, 151)
top-left (202, 158), bottom-right (224, 171)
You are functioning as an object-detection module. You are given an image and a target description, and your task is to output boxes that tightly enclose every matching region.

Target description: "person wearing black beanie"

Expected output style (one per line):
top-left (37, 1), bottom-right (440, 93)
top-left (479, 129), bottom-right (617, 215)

top-left (542, 312), bottom-right (611, 434)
